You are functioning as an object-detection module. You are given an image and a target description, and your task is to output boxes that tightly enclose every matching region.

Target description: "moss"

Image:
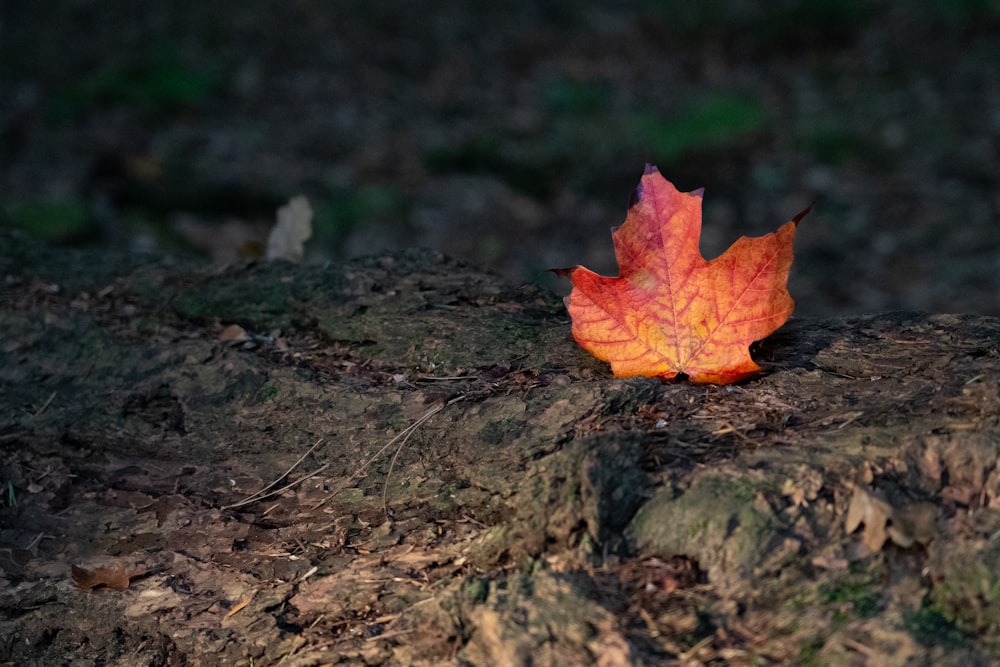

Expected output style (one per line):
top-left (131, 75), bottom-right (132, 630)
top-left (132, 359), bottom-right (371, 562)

top-left (628, 474), bottom-right (782, 584)
top-left (797, 635), bottom-right (827, 667)
top-left (173, 262), bottom-right (349, 330)
top-left (465, 578), bottom-right (489, 605)
top-left (930, 542), bottom-right (1000, 646)
top-left (904, 602), bottom-right (970, 649)
top-left (819, 564), bottom-right (883, 620)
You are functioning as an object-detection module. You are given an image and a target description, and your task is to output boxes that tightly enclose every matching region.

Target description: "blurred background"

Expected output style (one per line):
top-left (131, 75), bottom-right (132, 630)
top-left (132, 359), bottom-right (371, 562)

top-left (2, 0), bottom-right (999, 317)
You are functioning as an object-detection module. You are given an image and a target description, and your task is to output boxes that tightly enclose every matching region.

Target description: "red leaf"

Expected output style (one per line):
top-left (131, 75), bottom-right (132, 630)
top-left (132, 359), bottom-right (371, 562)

top-left (558, 165), bottom-right (806, 384)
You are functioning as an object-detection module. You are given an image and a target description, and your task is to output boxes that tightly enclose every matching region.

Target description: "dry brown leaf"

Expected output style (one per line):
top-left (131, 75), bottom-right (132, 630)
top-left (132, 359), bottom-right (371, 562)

top-left (219, 323), bottom-right (250, 343)
top-left (846, 486), bottom-right (937, 551)
top-left (72, 559), bottom-right (148, 592)
top-left (782, 470), bottom-right (823, 508)
top-left (845, 486), bottom-right (891, 552)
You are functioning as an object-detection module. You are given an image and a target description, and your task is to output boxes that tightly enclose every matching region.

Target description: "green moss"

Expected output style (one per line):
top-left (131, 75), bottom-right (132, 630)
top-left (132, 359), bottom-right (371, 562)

top-left (930, 541), bottom-right (1000, 643)
top-left (904, 602), bottom-right (969, 649)
top-left (465, 578), bottom-right (489, 604)
top-left (818, 560), bottom-right (886, 624)
top-left (797, 635), bottom-right (827, 667)
top-left (628, 474), bottom-right (781, 579)
top-left (820, 580), bottom-right (880, 620)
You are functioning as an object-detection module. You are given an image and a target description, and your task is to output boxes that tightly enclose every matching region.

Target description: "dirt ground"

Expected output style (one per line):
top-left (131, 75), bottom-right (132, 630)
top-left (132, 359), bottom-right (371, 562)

top-left (2, 1), bottom-right (999, 317)
top-left (3, 230), bottom-right (1000, 665)
top-left (4, 3), bottom-right (1000, 666)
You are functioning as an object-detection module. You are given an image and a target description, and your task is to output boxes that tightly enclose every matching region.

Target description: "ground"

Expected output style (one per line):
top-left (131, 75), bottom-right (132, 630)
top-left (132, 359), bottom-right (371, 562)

top-left (3, 232), bottom-right (1000, 665)
top-left (4, 2), bottom-right (1000, 665)
top-left (2, 1), bottom-right (999, 316)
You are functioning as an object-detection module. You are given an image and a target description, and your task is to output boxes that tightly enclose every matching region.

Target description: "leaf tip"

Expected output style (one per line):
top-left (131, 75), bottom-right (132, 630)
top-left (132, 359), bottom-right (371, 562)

top-left (791, 203), bottom-right (814, 226)
top-left (631, 164), bottom-right (662, 207)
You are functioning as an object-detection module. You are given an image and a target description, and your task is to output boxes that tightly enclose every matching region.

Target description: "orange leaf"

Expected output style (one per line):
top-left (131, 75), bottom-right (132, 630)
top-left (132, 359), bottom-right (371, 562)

top-left (557, 165), bottom-right (807, 384)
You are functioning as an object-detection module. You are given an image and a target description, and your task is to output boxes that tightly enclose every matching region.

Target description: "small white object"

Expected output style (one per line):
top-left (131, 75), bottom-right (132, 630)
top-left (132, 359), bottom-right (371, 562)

top-left (267, 195), bottom-right (313, 262)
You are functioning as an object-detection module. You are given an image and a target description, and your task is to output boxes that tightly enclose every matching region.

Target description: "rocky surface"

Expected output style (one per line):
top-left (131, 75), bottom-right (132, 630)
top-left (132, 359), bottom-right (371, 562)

top-left (3, 232), bottom-right (1000, 665)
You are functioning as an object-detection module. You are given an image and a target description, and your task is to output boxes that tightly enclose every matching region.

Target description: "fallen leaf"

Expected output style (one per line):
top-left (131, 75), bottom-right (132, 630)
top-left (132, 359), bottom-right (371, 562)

top-left (267, 195), bottom-right (313, 262)
top-left (557, 165), bottom-right (807, 384)
top-left (72, 559), bottom-right (148, 592)
top-left (219, 323), bottom-right (250, 343)
top-left (845, 486), bottom-right (936, 551)
top-left (846, 486), bottom-right (891, 552)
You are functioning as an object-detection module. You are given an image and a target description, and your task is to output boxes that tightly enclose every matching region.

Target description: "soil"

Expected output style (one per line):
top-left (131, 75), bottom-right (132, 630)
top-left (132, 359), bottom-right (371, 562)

top-left (3, 230), bottom-right (1000, 666)
top-left (4, 3), bottom-right (1000, 665)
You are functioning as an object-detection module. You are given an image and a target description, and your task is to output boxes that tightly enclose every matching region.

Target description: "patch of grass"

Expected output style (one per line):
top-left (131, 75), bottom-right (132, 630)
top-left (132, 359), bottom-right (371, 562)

top-left (52, 47), bottom-right (222, 117)
top-left (632, 94), bottom-right (769, 165)
top-left (2, 199), bottom-right (95, 243)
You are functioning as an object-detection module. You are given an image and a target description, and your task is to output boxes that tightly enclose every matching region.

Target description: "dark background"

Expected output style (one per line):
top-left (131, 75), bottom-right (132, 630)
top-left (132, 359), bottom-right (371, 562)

top-left (2, 0), bottom-right (999, 317)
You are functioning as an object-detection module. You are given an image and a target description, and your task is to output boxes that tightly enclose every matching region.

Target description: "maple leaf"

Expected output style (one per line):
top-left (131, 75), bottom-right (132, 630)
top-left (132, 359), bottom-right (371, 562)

top-left (557, 165), bottom-right (808, 384)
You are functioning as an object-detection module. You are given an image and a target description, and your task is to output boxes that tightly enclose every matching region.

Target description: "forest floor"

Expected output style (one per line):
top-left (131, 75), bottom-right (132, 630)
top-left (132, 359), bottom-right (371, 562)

top-left (3, 3), bottom-right (1000, 666)
top-left (2, 1), bottom-right (999, 316)
top-left (3, 234), bottom-right (1000, 665)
